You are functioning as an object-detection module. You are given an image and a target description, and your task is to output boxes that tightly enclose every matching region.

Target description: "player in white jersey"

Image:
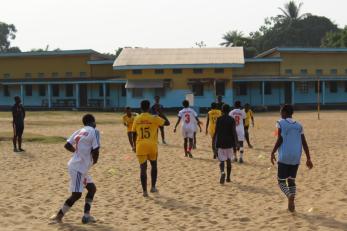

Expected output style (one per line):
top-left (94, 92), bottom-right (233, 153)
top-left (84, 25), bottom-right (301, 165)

top-left (229, 101), bottom-right (246, 163)
top-left (50, 114), bottom-right (100, 224)
top-left (174, 100), bottom-right (202, 158)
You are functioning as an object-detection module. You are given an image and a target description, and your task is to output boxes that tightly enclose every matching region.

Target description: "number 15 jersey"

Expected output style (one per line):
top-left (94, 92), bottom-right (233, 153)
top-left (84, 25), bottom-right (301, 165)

top-left (132, 112), bottom-right (165, 155)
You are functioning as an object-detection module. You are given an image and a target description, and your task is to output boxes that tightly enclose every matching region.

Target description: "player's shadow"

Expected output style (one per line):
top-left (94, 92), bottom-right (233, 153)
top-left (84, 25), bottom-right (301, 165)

top-left (233, 181), bottom-right (272, 196)
top-left (149, 194), bottom-right (202, 213)
top-left (57, 222), bottom-right (119, 231)
top-left (295, 212), bottom-right (347, 230)
top-left (192, 157), bottom-right (217, 163)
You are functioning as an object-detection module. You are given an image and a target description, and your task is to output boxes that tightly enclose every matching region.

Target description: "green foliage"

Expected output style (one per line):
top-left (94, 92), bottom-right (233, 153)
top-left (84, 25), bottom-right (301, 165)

top-left (30, 45), bottom-right (61, 52)
top-left (0, 21), bottom-right (21, 52)
top-left (321, 26), bottom-right (347, 47)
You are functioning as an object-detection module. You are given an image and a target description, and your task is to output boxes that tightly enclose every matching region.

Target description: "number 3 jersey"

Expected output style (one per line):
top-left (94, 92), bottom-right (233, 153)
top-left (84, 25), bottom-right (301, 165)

top-left (132, 112), bottom-right (165, 155)
top-left (178, 107), bottom-right (198, 130)
top-left (67, 126), bottom-right (100, 174)
top-left (229, 109), bottom-right (246, 141)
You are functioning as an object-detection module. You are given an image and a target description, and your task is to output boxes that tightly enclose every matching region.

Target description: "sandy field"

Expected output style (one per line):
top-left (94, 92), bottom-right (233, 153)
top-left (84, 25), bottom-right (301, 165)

top-left (0, 110), bottom-right (346, 231)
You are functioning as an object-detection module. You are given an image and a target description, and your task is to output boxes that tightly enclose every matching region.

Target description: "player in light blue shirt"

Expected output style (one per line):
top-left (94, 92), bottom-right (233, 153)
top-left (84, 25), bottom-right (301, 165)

top-left (270, 104), bottom-right (313, 212)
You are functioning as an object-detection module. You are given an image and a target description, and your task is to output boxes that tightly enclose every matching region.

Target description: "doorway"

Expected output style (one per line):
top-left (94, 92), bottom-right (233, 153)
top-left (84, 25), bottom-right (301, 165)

top-left (79, 84), bottom-right (88, 107)
top-left (284, 82), bottom-right (292, 104)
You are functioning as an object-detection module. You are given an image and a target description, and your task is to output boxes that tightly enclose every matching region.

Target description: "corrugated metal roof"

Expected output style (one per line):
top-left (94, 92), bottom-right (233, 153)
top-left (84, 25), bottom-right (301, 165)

top-left (256, 47), bottom-right (347, 58)
top-left (0, 49), bottom-right (100, 58)
top-left (113, 47), bottom-right (244, 70)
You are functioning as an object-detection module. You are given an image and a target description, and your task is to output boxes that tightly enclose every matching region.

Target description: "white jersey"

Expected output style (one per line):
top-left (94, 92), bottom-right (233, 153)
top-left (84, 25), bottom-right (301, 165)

top-left (229, 108), bottom-right (246, 141)
top-left (67, 126), bottom-right (100, 174)
top-left (178, 107), bottom-right (198, 129)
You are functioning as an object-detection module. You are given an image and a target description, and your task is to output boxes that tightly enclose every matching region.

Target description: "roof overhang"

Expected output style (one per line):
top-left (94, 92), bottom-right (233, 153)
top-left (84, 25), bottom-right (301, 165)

top-left (245, 58), bottom-right (282, 63)
top-left (88, 60), bottom-right (115, 65)
top-left (233, 76), bottom-right (347, 82)
top-left (125, 79), bottom-right (164, 89)
top-left (114, 63), bottom-right (244, 70)
top-left (256, 47), bottom-right (347, 58)
top-left (0, 78), bottom-right (126, 85)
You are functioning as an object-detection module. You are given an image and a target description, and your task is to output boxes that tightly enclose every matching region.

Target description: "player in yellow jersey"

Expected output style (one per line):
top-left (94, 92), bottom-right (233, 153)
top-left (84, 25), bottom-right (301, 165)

top-left (132, 100), bottom-right (170, 197)
top-left (206, 102), bottom-right (222, 159)
top-left (122, 107), bottom-right (137, 151)
top-left (244, 103), bottom-right (254, 148)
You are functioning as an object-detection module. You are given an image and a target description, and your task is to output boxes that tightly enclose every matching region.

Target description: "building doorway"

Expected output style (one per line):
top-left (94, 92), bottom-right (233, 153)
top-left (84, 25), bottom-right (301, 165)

top-left (80, 84), bottom-right (88, 107)
top-left (284, 82), bottom-right (292, 104)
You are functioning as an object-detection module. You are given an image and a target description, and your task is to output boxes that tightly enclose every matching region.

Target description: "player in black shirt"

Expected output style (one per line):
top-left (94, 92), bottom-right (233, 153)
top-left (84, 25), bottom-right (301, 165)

top-left (12, 96), bottom-right (26, 152)
top-left (215, 95), bottom-right (224, 110)
top-left (150, 96), bottom-right (167, 144)
top-left (214, 104), bottom-right (238, 184)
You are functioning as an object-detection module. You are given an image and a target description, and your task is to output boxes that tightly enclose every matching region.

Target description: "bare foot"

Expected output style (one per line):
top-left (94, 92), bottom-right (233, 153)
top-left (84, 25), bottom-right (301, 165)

top-left (49, 214), bottom-right (63, 224)
top-left (288, 196), bottom-right (295, 212)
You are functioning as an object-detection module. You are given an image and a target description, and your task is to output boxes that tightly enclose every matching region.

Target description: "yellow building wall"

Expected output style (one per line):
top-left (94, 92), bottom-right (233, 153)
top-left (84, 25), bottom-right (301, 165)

top-left (280, 53), bottom-right (347, 76)
top-left (90, 64), bottom-right (125, 78)
top-left (233, 62), bottom-right (280, 76)
top-left (126, 68), bottom-right (233, 89)
top-left (0, 55), bottom-right (91, 79)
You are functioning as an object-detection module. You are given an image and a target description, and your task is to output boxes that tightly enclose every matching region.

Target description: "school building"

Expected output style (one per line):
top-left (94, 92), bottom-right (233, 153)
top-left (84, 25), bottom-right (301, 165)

top-left (1, 47), bottom-right (347, 110)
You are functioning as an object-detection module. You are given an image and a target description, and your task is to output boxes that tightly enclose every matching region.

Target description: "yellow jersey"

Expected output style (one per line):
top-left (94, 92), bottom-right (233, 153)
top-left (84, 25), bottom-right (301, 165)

top-left (245, 109), bottom-right (253, 127)
top-left (122, 113), bottom-right (137, 132)
top-left (208, 109), bottom-right (222, 136)
top-left (132, 113), bottom-right (165, 155)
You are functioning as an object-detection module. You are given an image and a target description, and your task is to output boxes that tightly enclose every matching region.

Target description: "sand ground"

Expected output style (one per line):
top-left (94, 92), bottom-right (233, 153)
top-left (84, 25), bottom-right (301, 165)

top-left (0, 111), bottom-right (346, 231)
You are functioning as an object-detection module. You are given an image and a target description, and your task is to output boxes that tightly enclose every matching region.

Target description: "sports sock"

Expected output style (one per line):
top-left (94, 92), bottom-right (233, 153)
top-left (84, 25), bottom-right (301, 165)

top-left (84, 198), bottom-right (93, 216)
top-left (150, 161), bottom-right (158, 188)
top-left (59, 204), bottom-right (71, 215)
top-left (240, 147), bottom-right (244, 159)
top-left (226, 159), bottom-right (232, 179)
top-left (219, 161), bottom-right (225, 173)
top-left (288, 178), bottom-right (296, 197)
top-left (278, 179), bottom-right (291, 198)
top-left (140, 162), bottom-right (147, 192)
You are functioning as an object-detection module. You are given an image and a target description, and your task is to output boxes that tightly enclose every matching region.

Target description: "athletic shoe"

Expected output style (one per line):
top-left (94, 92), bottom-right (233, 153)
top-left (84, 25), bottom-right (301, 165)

top-left (185, 153), bottom-right (188, 157)
top-left (82, 215), bottom-right (96, 224)
top-left (248, 144), bottom-right (253, 149)
top-left (162, 140), bottom-right (167, 145)
top-left (49, 214), bottom-right (63, 224)
top-left (188, 152), bottom-right (193, 158)
top-left (220, 173), bottom-right (226, 184)
top-left (226, 178), bottom-right (231, 183)
top-left (143, 191), bottom-right (149, 197)
top-left (18, 148), bottom-right (25, 152)
top-left (213, 155), bottom-right (217, 159)
top-left (239, 158), bottom-right (244, 164)
top-left (150, 187), bottom-right (158, 193)
top-left (13, 148), bottom-right (18, 152)
top-left (234, 157), bottom-right (238, 162)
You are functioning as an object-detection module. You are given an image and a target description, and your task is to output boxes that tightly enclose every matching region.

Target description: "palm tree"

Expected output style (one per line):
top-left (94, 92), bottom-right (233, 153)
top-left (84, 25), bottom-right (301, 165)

top-left (278, 1), bottom-right (308, 21)
top-left (220, 30), bottom-right (249, 47)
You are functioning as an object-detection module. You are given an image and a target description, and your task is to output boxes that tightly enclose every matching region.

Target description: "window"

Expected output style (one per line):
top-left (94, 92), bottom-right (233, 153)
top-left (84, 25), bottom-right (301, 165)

top-left (52, 85), bottom-right (60, 97)
top-left (38, 72), bottom-right (44, 78)
top-left (155, 69), bottom-right (164, 75)
top-left (264, 82), bottom-right (272, 95)
top-left (3, 73), bottom-right (10, 78)
top-left (65, 72), bottom-right (72, 77)
top-left (215, 81), bottom-right (225, 96)
top-left (344, 81), bottom-right (347, 92)
top-left (25, 85), bottom-right (32, 96)
top-left (330, 69), bottom-right (338, 75)
top-left (193, 68), bottom-right (203, 74)
top-left (236, 83), bottom-right (247, 96)
top-left (52, 72), bottom-right (59, 78)
top-left (300, 69), bottom-right (308, 75)
top-left (99, 84), bottom-right (110, 97)
top-left (132, 88), bottom-right (143, 97)
top-left (285, 69), bottom-right (292, 75)
top-left (345, 69), bottom-right (347, 75)
top-left (315, 81), bottom-right (322, 93)
top-left (172, 69), bottom-right (182, 74)
top-left (132, 69), bottom-right (142, 75)
top-left (316, 69), bottom-right (323, 76)
top-left (25, 73), bottom-right (31, 78)
top-left (154, 88), bottom-right (165, 97)
top-left (4, 85), bottom-right (10, 96)
top-left (80, 72), bottom-right (87, 77)
top-left (214, 68), bottom-right (224, 74)
top-left (298, 82), bottom-right (309, 94)
top-left (39, 85), bottom-right (46, 96)
top-left (65, 84), bottom-right (73, 97)
top-left (192, 83), bottom-right (204, 96)
top-left (329, 81), bottom-right (338, 93)
top-left (121, 84), bottom-right (127, 96)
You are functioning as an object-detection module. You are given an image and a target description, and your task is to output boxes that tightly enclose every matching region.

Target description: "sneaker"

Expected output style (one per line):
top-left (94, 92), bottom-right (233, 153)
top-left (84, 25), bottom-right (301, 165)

top-left (143, 191), bottom-right (149, 197)
top-left (150, 187), bottom-right (158, 193)
top-left (213, 155), bottom-right (217, 159)
top-left (185, 153), bottom-right (188, 157)
top-left (226, 178), bottom-right (231, 183)
top-left (162, 140), bottom-right (167, 145)
top-left (49, 214), bottom-right (63, 224)
top-left (239, 158), bottom-right (244, 164)
top-left (248, 144), bottom-right (253, 149)
top-left (18, 148), bottom-right (25, 152)
top-left (220, 173), bottom-right (226, 184)
top-left (82, 215), bottom-right (96, 224)
top-left (234, 157), bottom-right (238, 162)
top-left (188, 152), bottom-right (193, 158)
top-left (13, 148), bottom-right (18, 152)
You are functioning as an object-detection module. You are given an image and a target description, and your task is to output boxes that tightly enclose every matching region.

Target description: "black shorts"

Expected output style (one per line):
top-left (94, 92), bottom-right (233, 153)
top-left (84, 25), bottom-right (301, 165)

top-left (278, 162), bottom-right (299, 180)
top-left (13, 123), bottom-right (24, 137)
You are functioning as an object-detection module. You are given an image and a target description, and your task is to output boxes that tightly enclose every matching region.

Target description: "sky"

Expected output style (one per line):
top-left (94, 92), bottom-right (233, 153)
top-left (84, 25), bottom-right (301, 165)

top-left (1, 0), bottom-right (347, 53)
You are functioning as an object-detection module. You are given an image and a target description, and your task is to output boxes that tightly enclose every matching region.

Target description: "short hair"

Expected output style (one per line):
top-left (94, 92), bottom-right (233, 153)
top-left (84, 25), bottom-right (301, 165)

top-left (222, 104), bottom-right (230, 114)
top-left (217, 95), bottom-right (223, 101)
top-left (141, 100), bottom-right (150, 111)
top-left (234, 101), bottom-right (241, 108)
top-left (182, 100), bottom-right (189, 108)
top-left (82, 114), bottom-right (95, 126)
top-left (281, 104), bottom-right (294, 116)
top-left (14, 96), bottom-right (20, 101)
top-left (211, 102), bottom-right (217, 109)
top-left (125, 106), bottom-right (131, 110)
top-left (244, 103), bottom-right (250, 107)
top-left (154, 95), bottom-right (160, 99)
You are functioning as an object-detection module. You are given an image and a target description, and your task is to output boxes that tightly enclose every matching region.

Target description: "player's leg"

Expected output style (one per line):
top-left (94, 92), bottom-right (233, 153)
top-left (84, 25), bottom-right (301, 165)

top-left (277, 162), bottom-right (291, 201)
top-left (212, 136), bottom-right (217, 159)
top-left (238, 141), bottom-right (244, 163)
top-left (82, 182), bottom-right (97, 223)
top-left (287, 164), bottom-right (299, 212)
top-left (149, 160), bottom-right (158, 192)
top-left (159, 126), bottom-right (166, 144)
top-left (245, 126), bottom-right (252, 148)
top-left (219, 160), bottom-right (225, 184)
top-left (127, 132), bottom-right (133, 148)
top-left (193, 132), bottom-right (197, 149)
top-left (187, 138), bottom-right (193, 158)
top-left (226, 158), bottom-right (232, 182)
top-left (184, 138), bottom-right (188, 157)
top-left (140, 160), bottom-right (148, 197)
top-left (17, 125), bottom-right (24, 151)
top-left (12, 123), bottom-right (18, 152)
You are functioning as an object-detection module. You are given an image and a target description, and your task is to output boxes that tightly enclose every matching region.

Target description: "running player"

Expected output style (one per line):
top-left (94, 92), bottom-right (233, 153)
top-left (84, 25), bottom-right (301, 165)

top-left (50, 114), bottom-right (100, 224)
top-left (174, 100), bottom-right (202, 158)
top-left (150, 96), bottom-right (167, 144)
top-left (206, 102), bottom-right (222, 159)
top-left (12, 96), bottom-right (25, 152)
top-left (244, 103), bottom-right (254, 148)
top-left (214, 104), bottom-right (238, 184)
top-left (122, 107), bottom-right (137, 151)
top-left (229, 101), bottom-right (246, 163)
top-left (132, 100), bottom-right (170, 197)
top-left (270, 104), bottom-right (313, 212)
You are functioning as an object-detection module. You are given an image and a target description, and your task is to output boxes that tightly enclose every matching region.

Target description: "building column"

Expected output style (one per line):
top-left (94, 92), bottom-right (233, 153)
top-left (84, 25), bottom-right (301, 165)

top-left (230, 81), bottom-right (234, 104)
top-left (48, 84), bottom-right (52, 108)
top-left (20, 84), bottom-right (24, 103)
top-left (261, 81), bottom-right (265, 106)
top-left (291, 81), bottom-right (295, 105)
top-left (75, 84), bottom-right (80, 108)
top-left (103, 83), bottom-right (107, 109)
top-left (322, 81), bottom-right (326, 105)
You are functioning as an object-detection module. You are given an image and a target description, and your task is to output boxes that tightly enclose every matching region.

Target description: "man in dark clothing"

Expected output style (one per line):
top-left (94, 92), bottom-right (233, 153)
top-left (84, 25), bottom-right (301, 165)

top-left (215, 95), bottom-right (225, 111)
top-left (12, 96), bottom-right (26, 152)
top-left (214, 104), bottom-right (238, 184)
top-left (150, 96), bottom-right (167, 144)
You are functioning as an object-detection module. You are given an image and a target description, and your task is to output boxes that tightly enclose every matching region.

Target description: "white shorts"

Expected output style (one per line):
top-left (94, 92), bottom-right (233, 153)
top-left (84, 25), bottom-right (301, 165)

top-left (218, 148), bottom-right (234, 161)
top-left (236, 127), bottom-right (245, 141)
top-left (69, 168), bottom-right (93, 193)
top-left (181, 126), bottom-right (195, 138)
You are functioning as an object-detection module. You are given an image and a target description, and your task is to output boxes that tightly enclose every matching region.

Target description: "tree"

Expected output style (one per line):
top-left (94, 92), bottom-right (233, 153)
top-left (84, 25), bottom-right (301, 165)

top-left (0, 22), bottom-right (21, 52)
top-left (195, 41), bottom-right (206, 48)
top-left (278, 1), bottom-right (308, 22)
top-left (321, 26), bottom-right (347, 47)
top-left (30, 45), bottom-right (61, 52)
top-left (220, 30), bottom-right (251, 47)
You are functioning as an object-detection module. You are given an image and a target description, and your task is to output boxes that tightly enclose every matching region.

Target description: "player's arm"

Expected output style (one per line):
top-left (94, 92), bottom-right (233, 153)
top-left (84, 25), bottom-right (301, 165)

top-left (195, 117), bottom-right (202, 132)
top-left (12, 106), bottom-right (16, 122)
top-left (64, 142), bottom-right (75, 153)
top-left (270, 128), bottom-right (283, 165)
top-left (205, 115), bottom-right (209, 135)
top-left (122, 116), bottom-right (127, 126)
top-left (231, 118), bottom-right (238, 153)
top-left (91, 147), bottom-right (99, 164)
top-left (158, 110), bottom-right (170, 126)
top-left (22, 106), bottom-right (26, 120)
top-left (251, 111), bottom-right (254, 127)
top-left (213, 118), bottom-right (220, 147)
top-left (173, 117), bottom-right (181, 132)
top-left (301, 134), bottom-right (313, 169)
